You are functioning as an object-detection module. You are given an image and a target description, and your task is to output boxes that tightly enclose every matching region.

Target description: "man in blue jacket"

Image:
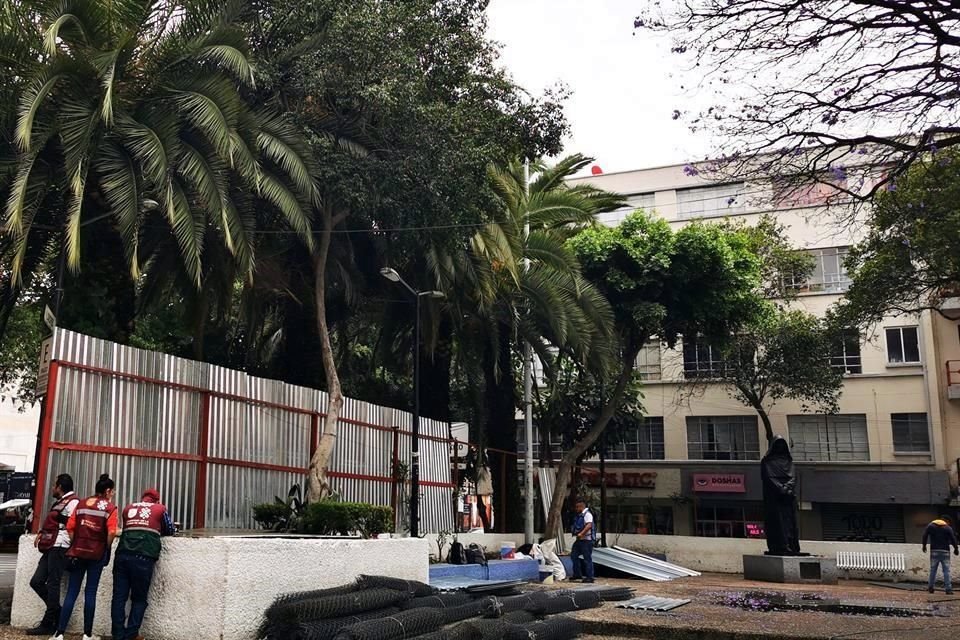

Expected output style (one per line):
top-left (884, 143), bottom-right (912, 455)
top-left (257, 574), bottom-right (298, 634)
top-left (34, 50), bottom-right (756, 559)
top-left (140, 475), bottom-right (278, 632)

top-left (570, 498), bottom-right (595, 583)
top-left (922, 515), bottom-right (959, 594)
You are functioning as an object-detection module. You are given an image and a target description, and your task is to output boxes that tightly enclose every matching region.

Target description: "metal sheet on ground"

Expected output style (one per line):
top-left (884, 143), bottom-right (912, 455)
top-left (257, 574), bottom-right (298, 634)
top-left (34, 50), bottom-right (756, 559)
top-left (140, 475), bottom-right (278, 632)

top-left (611, 546), bottom-right (701, 578)
top-left (430, 577), bottom-right (526, 592)
top-left (593, 547), bottom-right (700, 582)
top-left (616, 596), bottom-right (692, 612)
top-left (868, 582), bottom-right (934, 592)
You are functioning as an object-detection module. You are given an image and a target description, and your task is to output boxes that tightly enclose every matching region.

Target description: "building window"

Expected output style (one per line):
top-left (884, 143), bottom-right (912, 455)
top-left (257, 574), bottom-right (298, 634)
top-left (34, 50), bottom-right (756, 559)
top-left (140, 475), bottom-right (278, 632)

top-left (695, 503), bottom-right (764, 538)
top-left (682, 339), bottom-right (727, 379)
top-left (516, 424), bottom-right (563, 462)
top-left (787, 414), bottom-right (869, 461)
top-left (829, 329), bottom-right (862, 374)
top-left (772, 176), bottom-right (846, 209)
top-left (686, 416), bottom-right (761, 460)
top-left (636, 341), bottom-right (661, 380)
top-left (891, 413), bottom-right (930, 454)
top-left (885, 326), bottom-right (921, 364)
top-left (608, 417), bottom-right (665, 460)
top-left (784, 247), bottom-right (851, 293)
top-left (676, 183), bottom-right (745, 219)
top-left (597, 192), bottom-right (655, 226)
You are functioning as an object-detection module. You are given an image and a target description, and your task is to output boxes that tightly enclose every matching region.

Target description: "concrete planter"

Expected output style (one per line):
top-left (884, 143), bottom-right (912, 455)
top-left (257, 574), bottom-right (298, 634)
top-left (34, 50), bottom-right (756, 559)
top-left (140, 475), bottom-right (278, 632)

top-left (12, 534), bottom-right (429, 640)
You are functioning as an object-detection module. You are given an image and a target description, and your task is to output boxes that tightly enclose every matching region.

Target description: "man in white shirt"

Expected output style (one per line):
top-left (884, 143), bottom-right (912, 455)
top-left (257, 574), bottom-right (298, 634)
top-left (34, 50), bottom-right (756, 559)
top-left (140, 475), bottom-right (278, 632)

top-left (570, 498), bottom-right (595, 583)
top-left (26, 473), bottom-right (79, 636)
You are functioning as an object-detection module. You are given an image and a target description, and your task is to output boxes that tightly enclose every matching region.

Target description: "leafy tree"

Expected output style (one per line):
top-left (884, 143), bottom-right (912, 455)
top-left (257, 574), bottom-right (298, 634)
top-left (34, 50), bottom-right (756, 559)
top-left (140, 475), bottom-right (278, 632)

top-left (839, 150), bottom-right (960, 323)
top-left (637, 1), bottom-right (960, 194)
top-left (241, 0), bottom-right (570, 501)
top-left (543, 212), bottom-right (767, 535)
top-left (695, 308), bottom-right (843, 443)
top-left (423, 154), bottom-right (621, 530)
top-left (1, 0), bottom-right (317, 351)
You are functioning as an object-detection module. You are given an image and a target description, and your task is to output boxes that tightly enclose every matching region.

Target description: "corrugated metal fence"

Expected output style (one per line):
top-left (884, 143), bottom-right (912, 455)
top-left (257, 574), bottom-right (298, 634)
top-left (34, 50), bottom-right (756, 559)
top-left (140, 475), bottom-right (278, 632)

top-left (35, 329), bottom-right (455, 533)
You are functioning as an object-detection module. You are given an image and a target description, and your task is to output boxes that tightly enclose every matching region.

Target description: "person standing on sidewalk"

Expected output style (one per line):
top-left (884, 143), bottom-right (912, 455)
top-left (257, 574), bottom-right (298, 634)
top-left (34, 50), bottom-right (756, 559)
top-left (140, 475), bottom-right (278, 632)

top-left (111, 488), bottom-right (175, 640)
top-left (26, 474), bottom-right (79, 636)
top-left (922, 515), bottom-right (959, 594)
top-left (52, 473), bottom-right (118, 640)
top-left (569, 498), bottom-right (595, 583)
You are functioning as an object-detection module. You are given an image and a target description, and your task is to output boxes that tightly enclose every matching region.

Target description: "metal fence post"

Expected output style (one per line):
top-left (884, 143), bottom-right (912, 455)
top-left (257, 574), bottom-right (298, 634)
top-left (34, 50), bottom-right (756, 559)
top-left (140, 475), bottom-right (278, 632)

top-left (32, 362), bottom-right (60, 533)
top-left (391, 427), bottom-right (400, 526)
top-left (194, 393), bottom-right (211, 529)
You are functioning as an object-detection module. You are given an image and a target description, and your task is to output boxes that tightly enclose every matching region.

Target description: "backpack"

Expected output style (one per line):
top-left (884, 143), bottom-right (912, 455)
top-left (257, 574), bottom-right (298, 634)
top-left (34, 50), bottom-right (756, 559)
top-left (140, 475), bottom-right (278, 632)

top-left (448, 541), bottom-right (467, 565)
top-left (465, 543), bottom-right (488, 566)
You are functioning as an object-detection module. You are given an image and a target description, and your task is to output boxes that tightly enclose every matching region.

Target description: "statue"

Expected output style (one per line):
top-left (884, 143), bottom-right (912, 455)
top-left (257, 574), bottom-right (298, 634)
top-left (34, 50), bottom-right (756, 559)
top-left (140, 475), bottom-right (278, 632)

top-left (761, 436), bottom-right (801, 555)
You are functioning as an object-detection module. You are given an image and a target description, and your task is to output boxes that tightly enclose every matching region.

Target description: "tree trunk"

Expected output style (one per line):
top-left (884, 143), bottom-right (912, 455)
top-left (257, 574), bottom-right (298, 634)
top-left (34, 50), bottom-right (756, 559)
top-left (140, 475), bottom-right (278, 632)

top-left (544, 347), bottom-right (639, 538)
top-left (306, 208), bottom-right (345, 503)
top-left (419, 315), bottom-right (452, 421)
top-left (484, 327), bottom-right (521, 533)
top-left (758, 406), bottom-right (774, 443)
top-left (738, 384), bottom-right (774, 443)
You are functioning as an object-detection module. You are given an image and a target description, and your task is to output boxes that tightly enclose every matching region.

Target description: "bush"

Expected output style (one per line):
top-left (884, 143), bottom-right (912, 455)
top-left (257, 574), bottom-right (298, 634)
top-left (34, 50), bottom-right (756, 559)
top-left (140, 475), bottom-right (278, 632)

top-left (303, 501), bottom-right (394, 538)
top-left (252, 503), bottom-right (291, 530)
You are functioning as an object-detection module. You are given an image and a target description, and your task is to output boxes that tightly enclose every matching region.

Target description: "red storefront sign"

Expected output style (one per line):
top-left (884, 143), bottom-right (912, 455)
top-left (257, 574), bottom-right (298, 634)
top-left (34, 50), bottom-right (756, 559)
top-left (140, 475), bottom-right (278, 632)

top-left (692, 473), bottom-right (746, 493)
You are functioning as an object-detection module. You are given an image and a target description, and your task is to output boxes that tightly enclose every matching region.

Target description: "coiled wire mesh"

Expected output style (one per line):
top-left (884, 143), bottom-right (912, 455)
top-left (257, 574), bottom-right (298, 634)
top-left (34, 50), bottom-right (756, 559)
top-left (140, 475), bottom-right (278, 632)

top-left (520, 616), bottom-right (581, 640)
top-left (401, 593), bottom-right (477, 610)
top-left (525, 591), bottom-right (601, 615)
top-left (332, 608), bottom-right (447, 640)
top-left (357, 575), bottom-right (436, 597)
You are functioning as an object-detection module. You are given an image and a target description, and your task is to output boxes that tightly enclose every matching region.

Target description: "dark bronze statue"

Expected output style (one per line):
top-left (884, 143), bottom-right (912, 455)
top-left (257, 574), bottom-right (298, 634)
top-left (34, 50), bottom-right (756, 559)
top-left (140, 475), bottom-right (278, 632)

top-left (761, 436), bottom-right (801, 555)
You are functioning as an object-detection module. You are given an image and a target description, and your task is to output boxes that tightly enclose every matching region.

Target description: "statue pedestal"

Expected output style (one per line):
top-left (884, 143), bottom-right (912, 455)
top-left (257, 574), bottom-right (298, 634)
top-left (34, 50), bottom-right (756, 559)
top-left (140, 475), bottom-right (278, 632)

top-left (743, 554), bottom-right (838, 585)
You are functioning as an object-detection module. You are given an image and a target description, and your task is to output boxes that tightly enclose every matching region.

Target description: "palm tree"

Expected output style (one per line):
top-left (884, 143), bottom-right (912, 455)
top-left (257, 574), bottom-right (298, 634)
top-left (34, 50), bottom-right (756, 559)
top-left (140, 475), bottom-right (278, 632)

top-left (426, 153), bottom-right (624, 530)
top-left (1, 0), bottom-right (317, 331)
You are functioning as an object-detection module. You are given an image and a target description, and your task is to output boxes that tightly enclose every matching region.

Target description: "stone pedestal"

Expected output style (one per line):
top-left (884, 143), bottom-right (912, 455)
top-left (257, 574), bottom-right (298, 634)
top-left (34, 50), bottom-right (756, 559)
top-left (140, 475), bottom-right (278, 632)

top-left (743, 554), bottom-right (838, 585)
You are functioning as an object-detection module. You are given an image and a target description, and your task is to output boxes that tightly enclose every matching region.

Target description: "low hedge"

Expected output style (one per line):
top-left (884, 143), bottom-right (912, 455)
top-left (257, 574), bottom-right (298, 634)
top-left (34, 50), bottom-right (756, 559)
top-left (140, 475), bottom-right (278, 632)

top-left (302, 501), bottom-right (394, 538)
top-left (252, 503), bottom-right (292, 530)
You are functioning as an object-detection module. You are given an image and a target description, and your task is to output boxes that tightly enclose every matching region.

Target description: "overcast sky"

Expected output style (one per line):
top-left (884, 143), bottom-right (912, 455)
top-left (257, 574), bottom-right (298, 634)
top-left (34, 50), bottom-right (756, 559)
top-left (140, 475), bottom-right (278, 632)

top-left (487, 0), bottom-right (711, 174)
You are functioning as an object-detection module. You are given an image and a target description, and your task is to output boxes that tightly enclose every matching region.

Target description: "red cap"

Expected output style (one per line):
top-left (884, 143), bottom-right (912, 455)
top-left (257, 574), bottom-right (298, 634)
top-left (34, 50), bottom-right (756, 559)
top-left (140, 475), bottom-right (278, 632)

top-left (142, 488), bottom-right (160, 502)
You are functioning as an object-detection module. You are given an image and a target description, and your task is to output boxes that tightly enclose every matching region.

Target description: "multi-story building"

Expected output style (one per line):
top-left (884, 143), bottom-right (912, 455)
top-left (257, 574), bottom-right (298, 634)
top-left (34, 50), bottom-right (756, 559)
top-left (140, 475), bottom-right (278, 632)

top-left (521, 160), bottom-right (960, 544)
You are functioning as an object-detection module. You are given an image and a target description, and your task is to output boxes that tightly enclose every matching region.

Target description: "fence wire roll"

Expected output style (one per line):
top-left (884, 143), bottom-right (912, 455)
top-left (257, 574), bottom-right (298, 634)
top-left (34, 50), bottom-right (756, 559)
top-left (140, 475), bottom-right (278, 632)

top-left (283, 607), bottom-right (403, 640)
top-left (500, 611), bottom-right (537, 625)
top-left (401, 593), bottom-right (476, 610)
top-left (484, 591), bottom-right (553, 617)
top-left (526, 591), bottom-right (602, 616)
top-left (578, 587), bottom-right (634, 602)
top-left (358, 575), bottom-right (436, 597)
top-left (440, 598), bottom-right (497, 625)
top-left (520, 616), bottom-right (581, 640)
top-left (259, 583), bottom-right (363, 637)
top-left (406, 621), bottom-right (484, 640)
top-left (278, 588), bottom-right (412, 623)
top-left (462, 619), bottom-right (530, 640)
top-left (333, 608), bottom-right (447, 640)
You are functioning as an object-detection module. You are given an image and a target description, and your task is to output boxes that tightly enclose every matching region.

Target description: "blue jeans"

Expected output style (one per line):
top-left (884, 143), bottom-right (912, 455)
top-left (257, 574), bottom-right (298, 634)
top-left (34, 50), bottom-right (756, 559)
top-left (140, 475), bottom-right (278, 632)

top-left (571, 539), bottom-right (594, 581)
top-left (58, 555), bottom-right (109, 635)
top-left (930, 550), bottom-right (953, 592)
top-left (112, 553), bottom-right (157, 640)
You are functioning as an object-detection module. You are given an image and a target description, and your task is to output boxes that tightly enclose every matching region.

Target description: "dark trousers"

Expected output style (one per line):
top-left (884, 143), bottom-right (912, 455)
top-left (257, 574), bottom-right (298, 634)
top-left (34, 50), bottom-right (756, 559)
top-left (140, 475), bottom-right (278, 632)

top-left (111, 553), bottom-right (157, 640)
top-left (29, 547), bottom-right (67, 626)
top-left (58, 555), bottom-right (109, 636)
top-left (571, 539), bottom-right (595, 580)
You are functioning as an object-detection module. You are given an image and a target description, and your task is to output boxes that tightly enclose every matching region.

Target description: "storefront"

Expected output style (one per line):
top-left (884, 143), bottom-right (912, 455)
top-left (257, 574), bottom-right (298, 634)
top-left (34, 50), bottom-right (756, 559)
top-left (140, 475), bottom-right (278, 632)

top-left (579, 467), bottom-right (681, 535)
top-left (681, 467), bottom-right (765, 539)
top-left (798, 469), bottom-right (951, 544)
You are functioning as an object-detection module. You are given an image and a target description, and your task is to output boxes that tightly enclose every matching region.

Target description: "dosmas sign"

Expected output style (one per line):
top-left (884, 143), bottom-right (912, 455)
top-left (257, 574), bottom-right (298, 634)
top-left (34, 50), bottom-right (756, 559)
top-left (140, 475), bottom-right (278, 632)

top-left (693, 473), bottom-right (745, 493)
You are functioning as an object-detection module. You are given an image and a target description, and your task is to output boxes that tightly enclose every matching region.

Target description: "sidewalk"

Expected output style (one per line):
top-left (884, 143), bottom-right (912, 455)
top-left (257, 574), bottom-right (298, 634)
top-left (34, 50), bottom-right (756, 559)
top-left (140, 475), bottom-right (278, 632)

top-left (572, 573), bottom-right (960, 640)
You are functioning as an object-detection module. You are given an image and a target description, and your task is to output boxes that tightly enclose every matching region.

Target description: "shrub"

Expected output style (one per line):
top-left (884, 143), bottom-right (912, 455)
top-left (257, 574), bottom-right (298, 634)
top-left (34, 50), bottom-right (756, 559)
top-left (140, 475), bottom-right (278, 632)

top-left (252, 484), bottom-right (307, 532)
top-left (252, 503), bottom-right (290, 530)
top-left (303, 501), bottom-right (394, 538)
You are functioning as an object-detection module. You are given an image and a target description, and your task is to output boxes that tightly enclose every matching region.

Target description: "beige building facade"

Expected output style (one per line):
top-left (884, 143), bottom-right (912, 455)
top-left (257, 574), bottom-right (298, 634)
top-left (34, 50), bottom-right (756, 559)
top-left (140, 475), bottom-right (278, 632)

top-left (527, 161), bottom-right (960, 544)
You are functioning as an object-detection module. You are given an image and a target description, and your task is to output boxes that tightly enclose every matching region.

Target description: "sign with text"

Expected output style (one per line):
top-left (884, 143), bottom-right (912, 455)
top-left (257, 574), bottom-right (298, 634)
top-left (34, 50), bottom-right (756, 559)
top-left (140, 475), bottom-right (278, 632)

top-left (693, 473), bottom-right (746, 493)
top-left (582, 469), bottom-right (657, 489)
top-left (745, 522), bottom-right (765, 539)
top-left (35, 336), bottom-right (53, 397)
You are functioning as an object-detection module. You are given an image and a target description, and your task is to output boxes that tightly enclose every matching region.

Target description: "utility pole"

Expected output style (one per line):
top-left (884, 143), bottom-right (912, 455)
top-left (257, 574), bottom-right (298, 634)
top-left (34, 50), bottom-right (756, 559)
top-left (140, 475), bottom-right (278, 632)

top-left (523, 159), bottom-right (535, 544)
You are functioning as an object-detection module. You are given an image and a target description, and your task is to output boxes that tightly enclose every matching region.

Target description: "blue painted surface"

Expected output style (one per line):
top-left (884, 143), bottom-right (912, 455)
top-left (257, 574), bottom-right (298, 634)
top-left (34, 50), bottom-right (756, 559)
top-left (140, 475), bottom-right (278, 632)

top-left (429, 558), bottom-right (540, 583)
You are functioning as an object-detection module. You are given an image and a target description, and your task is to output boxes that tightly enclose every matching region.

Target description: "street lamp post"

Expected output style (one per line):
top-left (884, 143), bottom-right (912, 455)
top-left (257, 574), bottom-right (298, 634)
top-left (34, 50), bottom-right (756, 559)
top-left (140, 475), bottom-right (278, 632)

top-left (380, 267), bottom-right (444, 538)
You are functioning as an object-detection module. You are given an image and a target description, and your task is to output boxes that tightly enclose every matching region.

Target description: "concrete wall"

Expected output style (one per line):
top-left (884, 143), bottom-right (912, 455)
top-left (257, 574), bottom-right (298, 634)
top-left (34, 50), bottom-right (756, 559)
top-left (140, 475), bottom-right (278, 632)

top-left (12, 535), bottom-right (429, 640)
top-left (612, 534), bottom-right (932, 582)
top-left (0, 396), bottom-right (38, 472)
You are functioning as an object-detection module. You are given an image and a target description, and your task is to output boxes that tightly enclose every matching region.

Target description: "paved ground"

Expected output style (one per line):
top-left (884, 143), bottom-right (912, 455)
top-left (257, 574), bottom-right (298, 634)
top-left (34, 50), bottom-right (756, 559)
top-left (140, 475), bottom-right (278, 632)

top-left (2, 573), bottom-right (959, 639)
top-left (571, 573), bottom-right (960, 640)
top-left (0, 555), bottom-right (16, 589)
